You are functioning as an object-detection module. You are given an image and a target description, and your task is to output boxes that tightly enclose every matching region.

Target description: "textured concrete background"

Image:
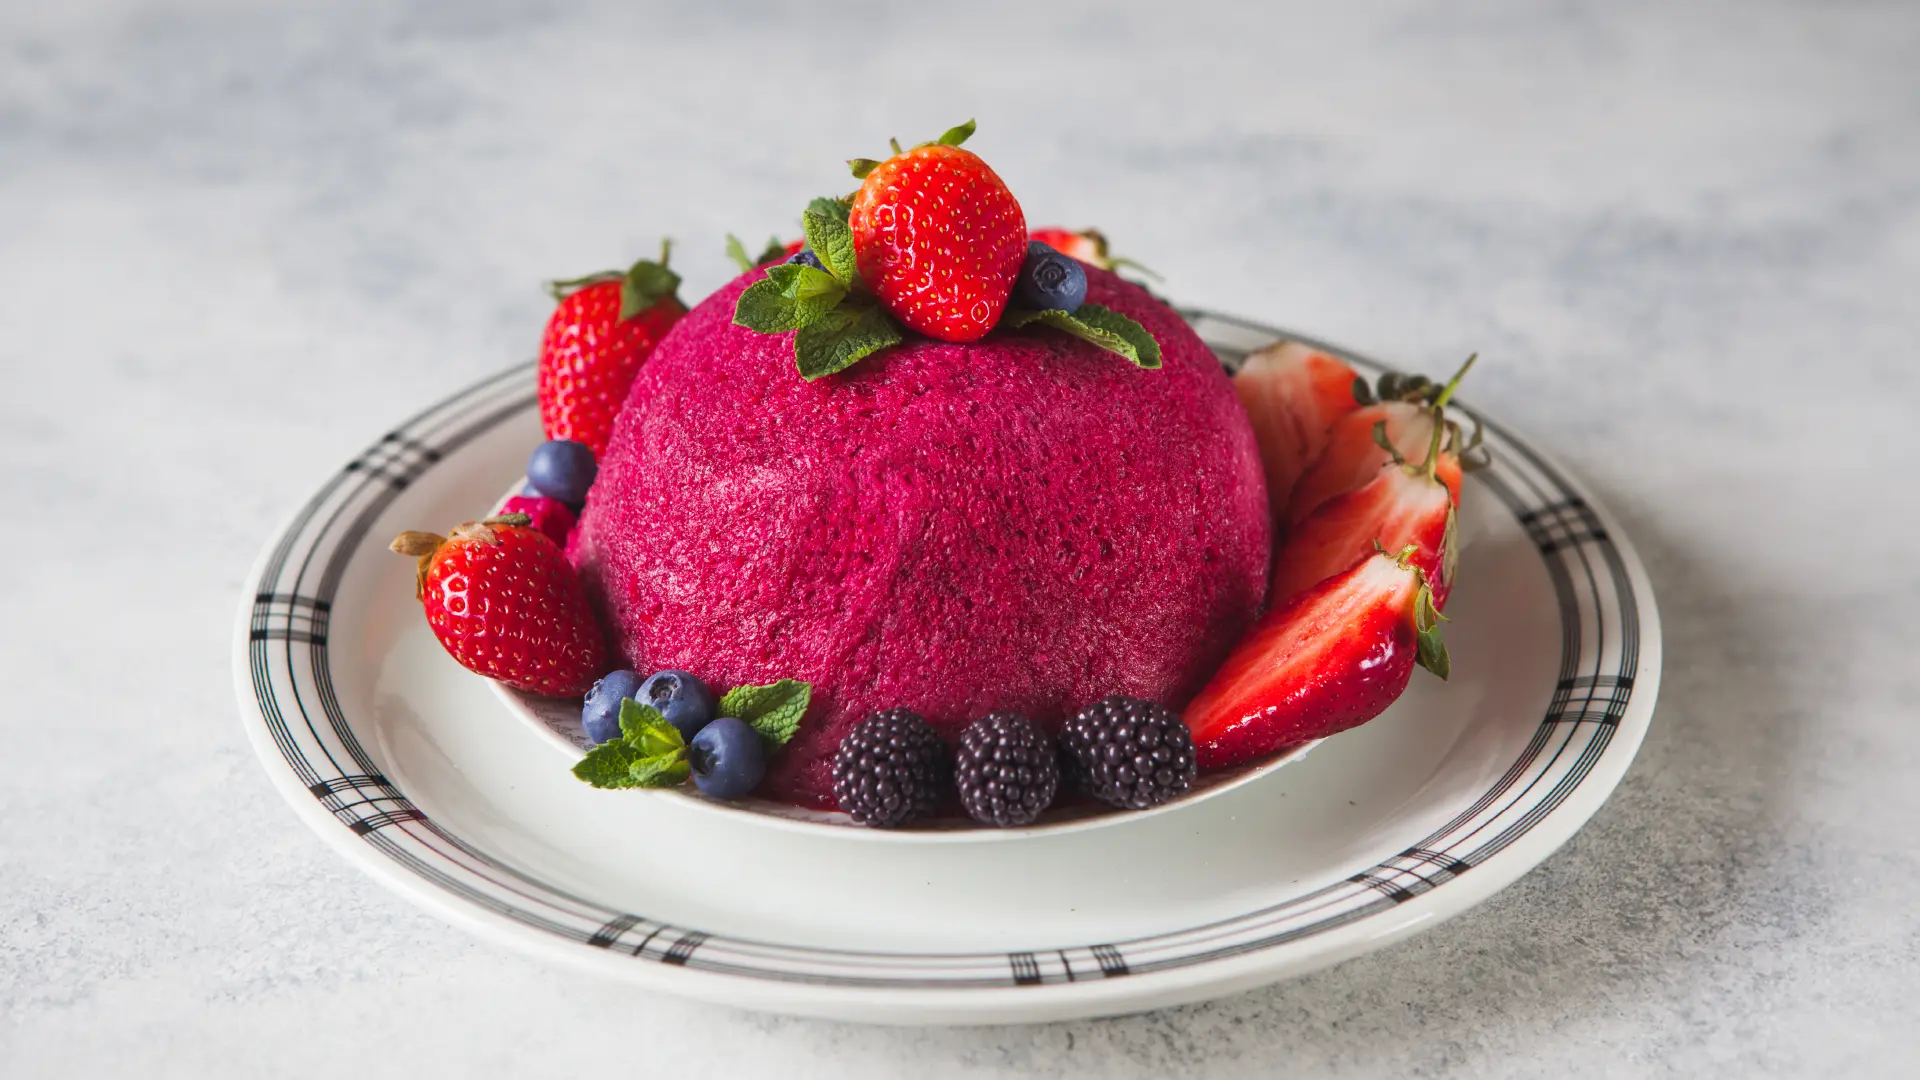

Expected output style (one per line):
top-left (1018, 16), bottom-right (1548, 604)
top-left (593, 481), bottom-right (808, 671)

top-left (3, 0), bottom-right (1915, 1075)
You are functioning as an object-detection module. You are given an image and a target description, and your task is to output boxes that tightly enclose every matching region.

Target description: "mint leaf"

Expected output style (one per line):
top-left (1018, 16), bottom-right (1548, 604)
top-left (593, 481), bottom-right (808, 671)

top-left (573, 740), bottom-right (646, 788)
top-left (1004, 304), bottom-right (1162, 369)
top-left (725, 234), bottom-right (753, 273)
top-left (731, 234), bottom-right (789, 272)
top-left (733, 264), bottom-right (848, 334)
top-left (794, 301), bottom-right (902, 380)
top-left (619, 698), bottom-right (684, 757)
top-left (629, 753), bottom-right (691, 788)
top-left (802, 209), bottom-right (857, 285)
top-left (572, 700), bottom-right (691, 789)
top-left (734, 277), bottom-right (800, 333)
top-left (769, 262), bottom-right (847, 306)
top-left (717, 679), bottom-right (813, 748)
top-left (754, 235), bottom-right (788, 266)
top-left (806, 196), bottom-right (851, 225)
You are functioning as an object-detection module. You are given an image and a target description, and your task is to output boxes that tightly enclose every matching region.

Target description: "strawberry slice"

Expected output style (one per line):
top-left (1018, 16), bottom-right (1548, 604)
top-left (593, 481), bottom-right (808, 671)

top-left (1232, 341), bottom-right (1362, 526)
top-left (1271, 406), bottom-right (1460, 610)
top-left (1029, 227), bottom-right (1111, 268)
top-left (1284, 356), bottom-right (1475, 526)
top-left (1187, 548), bottom-right (1448, 770)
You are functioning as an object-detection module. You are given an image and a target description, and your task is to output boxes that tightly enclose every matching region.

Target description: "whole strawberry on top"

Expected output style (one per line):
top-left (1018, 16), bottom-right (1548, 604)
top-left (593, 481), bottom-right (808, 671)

top-left (390, 514), bottom-right (607, 696)
top-left (847, 120), bottom-right (1026, 342)
top-left (538, 241), bottom-right (686, 457)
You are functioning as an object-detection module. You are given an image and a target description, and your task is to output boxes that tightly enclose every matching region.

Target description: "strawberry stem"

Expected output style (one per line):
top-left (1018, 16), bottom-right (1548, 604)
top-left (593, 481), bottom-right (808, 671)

top-left (1419, 405), bottom-right (1448, 481)
top-left (1430, 353), bottom-right (1478, 411)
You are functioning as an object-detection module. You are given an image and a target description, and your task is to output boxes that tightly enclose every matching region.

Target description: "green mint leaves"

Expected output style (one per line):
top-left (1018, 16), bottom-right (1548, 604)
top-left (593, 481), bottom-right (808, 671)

top-left (733, 195), bottom-right (903, 381)
top-left (726, 234), bottom-right (791, 274)
top-left (802, 206), bottom-right (857, 283)
top-left (737, 264), bottom-right (848, 331)
top-left (796, 303), bottom-right (902, 380)
top-left (716, 679), bottom-right (812, 748)
top-left (571, 679), bottom-right (814, 791)
top-left (572, 699), bottom-right (691, 789)
top-left (1002, 304), bottom-right (1163, 370)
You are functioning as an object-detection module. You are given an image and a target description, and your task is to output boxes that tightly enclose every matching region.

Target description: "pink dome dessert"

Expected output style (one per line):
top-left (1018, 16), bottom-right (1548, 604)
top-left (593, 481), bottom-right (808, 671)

top-left (569, 264), bottom-right (1270, 807)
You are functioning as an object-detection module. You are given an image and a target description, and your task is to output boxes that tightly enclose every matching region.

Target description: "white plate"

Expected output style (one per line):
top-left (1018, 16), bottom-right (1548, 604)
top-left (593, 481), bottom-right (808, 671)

top-left (233, 310), bottom-right (1661, 1024)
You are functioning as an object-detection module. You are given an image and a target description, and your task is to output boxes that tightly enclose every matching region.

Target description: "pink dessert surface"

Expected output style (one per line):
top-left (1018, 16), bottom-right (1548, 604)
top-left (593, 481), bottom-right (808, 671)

top-left (569, 265), bottom-right (1271, 808)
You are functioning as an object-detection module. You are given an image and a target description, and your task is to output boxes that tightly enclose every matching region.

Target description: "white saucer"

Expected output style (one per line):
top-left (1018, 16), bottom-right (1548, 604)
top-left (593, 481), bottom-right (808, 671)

top-left (233, 310), bottom-right (1661, 1024)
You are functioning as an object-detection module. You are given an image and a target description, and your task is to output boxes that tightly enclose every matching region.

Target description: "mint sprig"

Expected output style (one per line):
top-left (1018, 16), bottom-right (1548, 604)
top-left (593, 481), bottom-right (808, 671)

top-left (802, 206), bottom-right (857, 284)
top-left (795, 302), bottom-right (902, 380)
top-left (716, 678), bottom-right (813, 748)
top-left (1002, 304), bottom-right (1163, 370)
top-left (733, 194), bottom-right (904, 381)
top-left (737, 264), bottom-right (848, 331)
top-left (726, 234), bottom-right (791, 274)
top-left (571, 699), bottom-right (691, 789)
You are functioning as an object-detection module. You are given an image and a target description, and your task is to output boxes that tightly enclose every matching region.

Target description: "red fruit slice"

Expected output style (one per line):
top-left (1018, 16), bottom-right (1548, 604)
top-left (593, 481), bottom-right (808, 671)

top-left (1285, 402), bottom-right (1463, 526)
top-left (1271, 466), bottom-right (1456, 610)
top-left (1030, 227), bottom-right (1109, 268)
top-left (1187, 549), bottom-right (1447, 770)
top-left (1232, 342), bottom-right (1362, 526)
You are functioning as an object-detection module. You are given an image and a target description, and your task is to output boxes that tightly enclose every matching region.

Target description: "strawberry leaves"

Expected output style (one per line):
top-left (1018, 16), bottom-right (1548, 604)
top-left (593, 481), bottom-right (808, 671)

top-left (546, 239), bottom-right (682, 323)
top-left (1002, 304), bottom-right (1163, 370)
top-left (734, 194), bottom-right (904, 381)
top-left (1413, 582), bottom-right (1450, 680)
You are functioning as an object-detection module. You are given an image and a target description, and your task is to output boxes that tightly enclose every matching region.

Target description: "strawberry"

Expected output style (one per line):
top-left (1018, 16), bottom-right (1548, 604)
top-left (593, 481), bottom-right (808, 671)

top-left (1029, 227), bottom-right (1112, 268)
top-left (1029, 227), bottom-right (1161, 281)
top-left (538, 242), bottom-right (686, 457)
top-left (847, 120), bottom-right (1026, 342)
top-left (1269, 407), bottom-right (1459, 610)
top-left (1232, 341), bottom-right (1363, 526)
top-left (390, 514), bottom-right (607, 697)
top-left (1187, 547), bottom-right (1449, 770)
top-left (1284, 356), bottom-right (1476, 526)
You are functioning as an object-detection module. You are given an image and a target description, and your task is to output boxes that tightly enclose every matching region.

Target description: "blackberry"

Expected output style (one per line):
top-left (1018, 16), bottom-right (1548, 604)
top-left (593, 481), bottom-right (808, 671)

top-left (1059, 696), bottom-right (1197, 810)
top-left (954, 712), bottom-right (1060, 827)
top-left (831, 708), bottom-right (950, 827)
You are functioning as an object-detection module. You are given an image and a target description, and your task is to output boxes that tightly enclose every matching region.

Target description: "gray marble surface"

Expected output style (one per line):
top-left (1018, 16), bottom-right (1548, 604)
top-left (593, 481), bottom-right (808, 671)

top-left (4, 0), bottom-right (1915, 1075)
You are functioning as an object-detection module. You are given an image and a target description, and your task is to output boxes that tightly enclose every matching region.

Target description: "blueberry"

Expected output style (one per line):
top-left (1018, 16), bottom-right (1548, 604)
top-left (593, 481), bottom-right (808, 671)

top-left (581, 669), bottom-right (644, 745)
top-left (785, 248), bottom-right (825, 271)
top-left (1014, 240), bottom-right (1088, 314)
top-left (638, 669), bottom-right (715, 741)
top-left (525, 439), bottom-right (597, 506)
top-left (689, 717), bottom-right (766, 799)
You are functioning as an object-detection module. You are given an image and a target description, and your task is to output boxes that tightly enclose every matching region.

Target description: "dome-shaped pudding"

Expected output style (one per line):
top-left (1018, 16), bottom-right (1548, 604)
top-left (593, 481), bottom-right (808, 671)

top-left (569, 265), bottom-right (1270, 807)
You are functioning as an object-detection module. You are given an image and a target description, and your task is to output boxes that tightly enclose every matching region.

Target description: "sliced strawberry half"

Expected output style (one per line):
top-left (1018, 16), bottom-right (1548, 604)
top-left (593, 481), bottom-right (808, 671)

top-left (1232, 341), bottom-right (1362, 526)
top-left (1187, 547), bottom-right (1448, 770)
top-left (1271, 406), bottom-right (1460, 610)
top-left (1284, 356), bottom-right (1475, 526)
